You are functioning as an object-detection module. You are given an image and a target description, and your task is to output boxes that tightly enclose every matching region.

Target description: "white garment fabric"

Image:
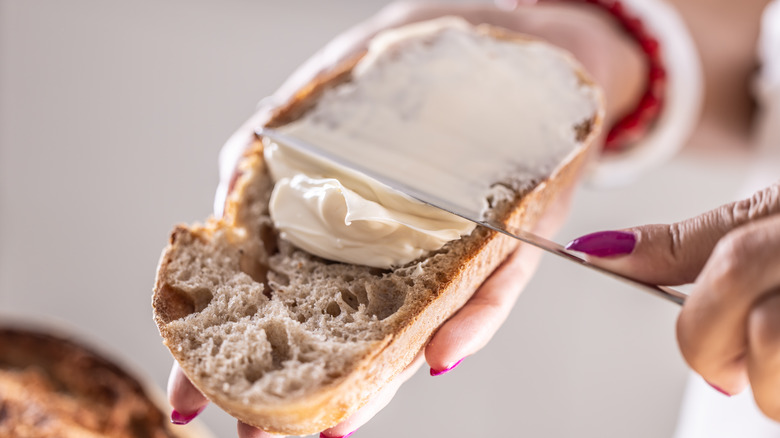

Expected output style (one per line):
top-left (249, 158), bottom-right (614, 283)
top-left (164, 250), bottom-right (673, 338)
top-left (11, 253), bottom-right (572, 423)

top-left (671, 1), bottom-right (780, 437)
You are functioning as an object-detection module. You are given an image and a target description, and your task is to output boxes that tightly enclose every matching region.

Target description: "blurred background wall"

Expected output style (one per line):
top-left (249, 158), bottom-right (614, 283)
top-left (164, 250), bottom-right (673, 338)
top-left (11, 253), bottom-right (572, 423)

top-left (0, 1), bottom-right (754, 436)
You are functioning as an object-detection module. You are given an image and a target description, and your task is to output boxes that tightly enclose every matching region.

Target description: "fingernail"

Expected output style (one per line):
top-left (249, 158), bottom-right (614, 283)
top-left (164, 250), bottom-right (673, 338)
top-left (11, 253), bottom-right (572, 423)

top-left (565, 231), bottom-right (636, 257)
top-left (430, 358), bottom-right (464, 377)
top-left (171, 406), bottom-right (205, 425)
top-left (320, 431), bottom-right (355, 438)
top-left (707, 381), bottom-right (732, 397)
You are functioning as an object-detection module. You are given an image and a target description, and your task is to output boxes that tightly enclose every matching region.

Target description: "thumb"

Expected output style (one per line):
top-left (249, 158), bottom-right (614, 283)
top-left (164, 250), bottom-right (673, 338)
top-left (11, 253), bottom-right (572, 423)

top-left (565, 183), bottom-right (780, 285)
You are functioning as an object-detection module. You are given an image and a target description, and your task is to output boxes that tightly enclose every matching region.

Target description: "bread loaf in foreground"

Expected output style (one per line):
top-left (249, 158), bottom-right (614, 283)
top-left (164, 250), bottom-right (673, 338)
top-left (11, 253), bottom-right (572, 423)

top-left (153, 18), bottom-right (602, 435)
top-left (0, 326), bottom-right (210, 438)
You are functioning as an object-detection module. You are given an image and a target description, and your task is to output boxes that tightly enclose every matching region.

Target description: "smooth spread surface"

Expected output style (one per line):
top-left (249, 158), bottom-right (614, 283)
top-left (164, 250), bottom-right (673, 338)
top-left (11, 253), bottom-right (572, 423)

top-left (266, 17), bottom-right (600, 268)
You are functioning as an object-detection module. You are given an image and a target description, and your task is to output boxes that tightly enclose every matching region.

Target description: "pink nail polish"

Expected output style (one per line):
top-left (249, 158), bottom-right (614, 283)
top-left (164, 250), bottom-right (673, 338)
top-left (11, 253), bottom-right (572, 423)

top-left (320, 431), bottom-right (355, 438)
top-left (707, 382), bottom-right (732, 397)
top-left (565, 231), bottom-right (636, 257)
top-left (430, 358), bottom-right (464, 377)
top-left (171, 406), bottom-right (205, 425)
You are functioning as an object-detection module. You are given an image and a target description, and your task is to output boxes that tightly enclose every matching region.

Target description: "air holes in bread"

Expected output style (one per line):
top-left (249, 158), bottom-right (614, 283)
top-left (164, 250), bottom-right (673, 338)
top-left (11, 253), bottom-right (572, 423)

top-left (154, 284), bottom-right (209, 323)
top-left (368, 268), bottom-right (387, 276)
top-left (244, 364), bottom-right (264, 383)
top-left (326, 302), bottom-right (342, 317)
top-left (190, 287), bottom-right (214, 313)
top-left (269, 271), bottom-right (290, 287)
top-left (239, 253), bottom-right (268, 285)
top-left (244, 305), bottom-right (258, 318)
top-left (210, 336), bottom-right (223, 356)
top-left (366, 282), bottom-right (404, 321)
top-left (264, 324), bottom-right (290, 369)
top-left (339, 290), bottom-right (360, 310)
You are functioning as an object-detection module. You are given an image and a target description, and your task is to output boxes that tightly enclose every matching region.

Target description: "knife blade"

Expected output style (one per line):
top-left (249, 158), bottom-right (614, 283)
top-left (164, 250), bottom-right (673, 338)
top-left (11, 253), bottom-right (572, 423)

top-left (257, 127), bottom-right (687, 306)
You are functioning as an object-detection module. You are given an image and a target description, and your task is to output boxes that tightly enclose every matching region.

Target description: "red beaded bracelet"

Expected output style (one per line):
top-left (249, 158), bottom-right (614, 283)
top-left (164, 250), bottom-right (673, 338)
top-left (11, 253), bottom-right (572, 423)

top-left (540, 0), bottom-right (666, 152)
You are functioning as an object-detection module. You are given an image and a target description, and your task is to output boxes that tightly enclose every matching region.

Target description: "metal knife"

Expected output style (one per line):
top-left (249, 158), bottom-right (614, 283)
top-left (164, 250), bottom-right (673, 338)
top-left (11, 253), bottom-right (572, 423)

top-left (258, 127), bottom-right (687, 306)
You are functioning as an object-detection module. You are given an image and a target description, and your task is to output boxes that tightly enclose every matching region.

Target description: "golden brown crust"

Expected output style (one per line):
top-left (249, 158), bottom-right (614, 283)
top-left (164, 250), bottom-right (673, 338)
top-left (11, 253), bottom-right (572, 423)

top-left (0, 327), bottom-right (194, 438)
top-left (153, 23), bottom-right (602, 435)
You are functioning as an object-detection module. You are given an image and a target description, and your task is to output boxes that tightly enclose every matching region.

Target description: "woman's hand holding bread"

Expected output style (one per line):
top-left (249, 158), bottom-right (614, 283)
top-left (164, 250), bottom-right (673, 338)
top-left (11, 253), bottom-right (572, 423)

top-left (160, 2), bottom-right (647, 436)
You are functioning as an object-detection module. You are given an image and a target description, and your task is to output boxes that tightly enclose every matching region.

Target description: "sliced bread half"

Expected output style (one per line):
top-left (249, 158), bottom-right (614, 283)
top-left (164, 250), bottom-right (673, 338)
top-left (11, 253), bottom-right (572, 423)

top-left (153, 18), bottom-right (602, 435)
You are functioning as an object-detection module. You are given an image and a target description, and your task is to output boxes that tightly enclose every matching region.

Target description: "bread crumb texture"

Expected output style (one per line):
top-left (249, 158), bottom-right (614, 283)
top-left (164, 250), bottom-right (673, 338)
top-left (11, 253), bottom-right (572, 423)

top-left (155, 154), bottom-right (491, 406)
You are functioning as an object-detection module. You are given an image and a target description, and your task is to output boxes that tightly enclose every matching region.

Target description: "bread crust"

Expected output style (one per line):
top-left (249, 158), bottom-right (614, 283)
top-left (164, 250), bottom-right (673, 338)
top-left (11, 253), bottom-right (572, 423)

top-left (153, 23), bottom-right (602, 435)
top-left (0, 326), bottom-right (210, 438)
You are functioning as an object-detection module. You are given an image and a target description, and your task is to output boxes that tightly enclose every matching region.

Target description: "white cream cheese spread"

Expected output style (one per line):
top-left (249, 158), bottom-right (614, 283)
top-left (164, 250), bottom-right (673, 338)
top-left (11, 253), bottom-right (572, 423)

top-left (264, 17), bottom-right (600, 269)
top-left (265, 141), bottom-right (475, 268)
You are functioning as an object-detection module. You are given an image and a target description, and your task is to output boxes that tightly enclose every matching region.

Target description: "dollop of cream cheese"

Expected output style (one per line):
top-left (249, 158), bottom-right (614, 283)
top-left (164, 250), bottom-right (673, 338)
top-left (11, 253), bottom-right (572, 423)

top-left (265, 142), bottom-right (475, 268)
top-left (264, 17), bottom-right (601, 269)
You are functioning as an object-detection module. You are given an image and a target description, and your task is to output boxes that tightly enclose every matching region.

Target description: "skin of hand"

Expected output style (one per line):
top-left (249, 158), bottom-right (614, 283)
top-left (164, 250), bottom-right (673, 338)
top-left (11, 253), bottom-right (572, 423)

top-left (567, 183), bottom-right (780, 420)
top-left (169, 2), bottom-right (647, 436)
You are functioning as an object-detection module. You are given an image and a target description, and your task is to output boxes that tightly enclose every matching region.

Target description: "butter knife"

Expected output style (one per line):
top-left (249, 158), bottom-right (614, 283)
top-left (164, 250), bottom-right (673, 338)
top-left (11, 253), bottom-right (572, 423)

top-left (258, 127), bottom-right (687, 306)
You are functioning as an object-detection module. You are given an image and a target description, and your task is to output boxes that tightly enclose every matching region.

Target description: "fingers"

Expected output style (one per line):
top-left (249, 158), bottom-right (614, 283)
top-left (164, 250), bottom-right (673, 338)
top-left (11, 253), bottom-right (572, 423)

top-left (167, 362), bottom-right (209, 424)
top-left (677, 214), bottom-right (780, 396)
top-left (567, 183), bottom-right (780, 285)
top-left (747, 293), bottom-right (780, 420)
top-left (320, 351), bottom-right (426, 438)
top-left (171, 363), bottom-right (286, 437)
top-left (425, 242), bottom-right (544, 372)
